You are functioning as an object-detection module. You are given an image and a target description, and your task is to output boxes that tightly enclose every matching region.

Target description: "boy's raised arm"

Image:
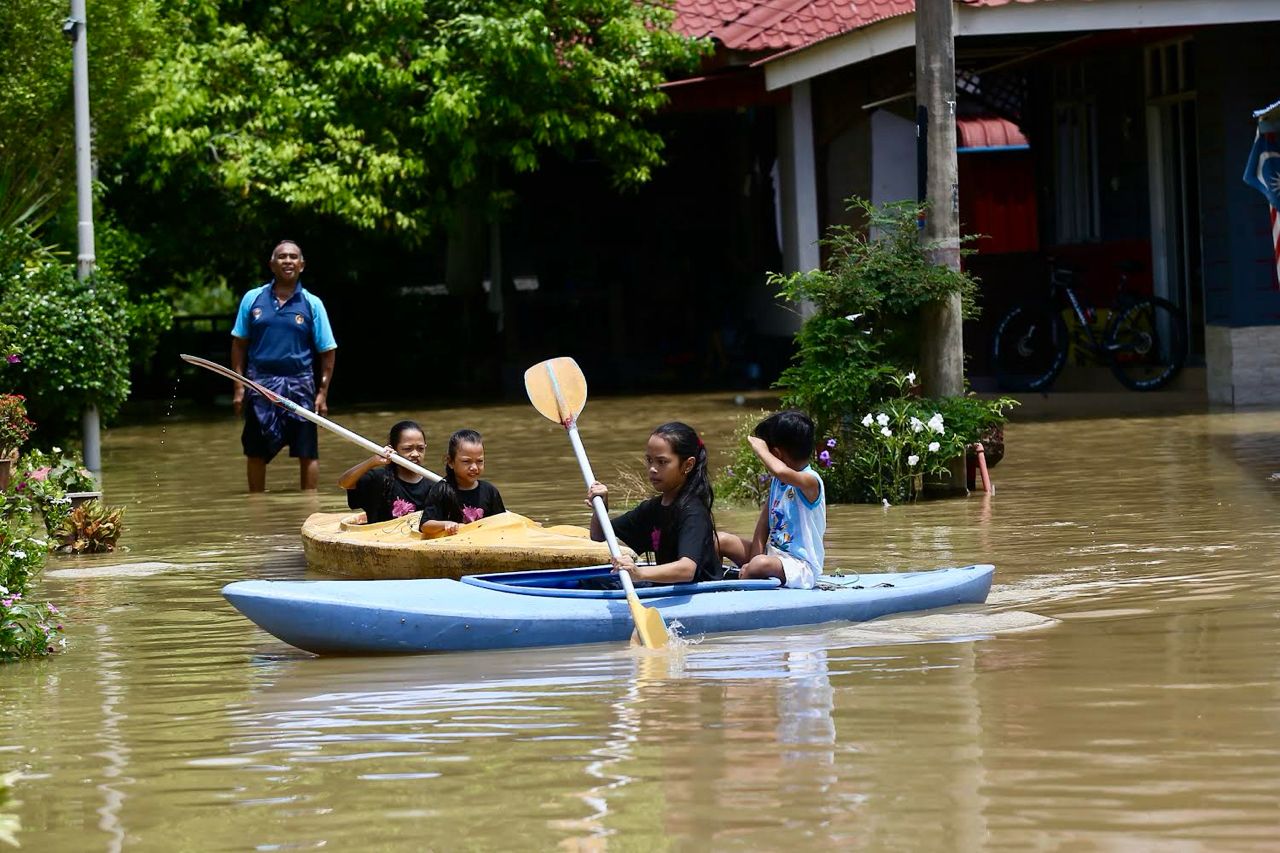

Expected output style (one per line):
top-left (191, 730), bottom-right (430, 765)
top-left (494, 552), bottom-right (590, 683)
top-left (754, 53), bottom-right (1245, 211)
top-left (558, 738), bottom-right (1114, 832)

top-left (748, 436), bottom-right (821, 503)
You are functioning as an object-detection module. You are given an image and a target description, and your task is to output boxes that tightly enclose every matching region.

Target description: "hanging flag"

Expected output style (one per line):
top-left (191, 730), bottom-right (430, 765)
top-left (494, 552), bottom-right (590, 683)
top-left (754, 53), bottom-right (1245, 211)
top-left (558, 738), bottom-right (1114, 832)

top-left (1243, 99), bottom-right (1280, 288)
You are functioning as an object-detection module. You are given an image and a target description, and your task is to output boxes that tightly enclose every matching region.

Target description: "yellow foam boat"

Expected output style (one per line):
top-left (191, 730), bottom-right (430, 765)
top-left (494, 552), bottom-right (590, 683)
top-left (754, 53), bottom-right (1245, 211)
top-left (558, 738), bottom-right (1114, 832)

top-left (300, 510), bottom-right (630, 579)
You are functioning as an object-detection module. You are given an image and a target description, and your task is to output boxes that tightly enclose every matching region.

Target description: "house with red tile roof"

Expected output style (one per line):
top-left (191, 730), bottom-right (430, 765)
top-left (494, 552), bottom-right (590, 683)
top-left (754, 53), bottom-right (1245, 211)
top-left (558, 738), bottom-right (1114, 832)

top-left (654, 0), bottom-right (1280, 404)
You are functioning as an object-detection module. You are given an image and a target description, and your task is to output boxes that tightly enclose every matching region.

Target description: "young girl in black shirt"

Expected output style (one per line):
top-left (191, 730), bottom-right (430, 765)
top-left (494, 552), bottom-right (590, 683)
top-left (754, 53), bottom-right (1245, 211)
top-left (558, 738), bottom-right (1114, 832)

top-left (338, 420), bottom-right (432, 523)
top-left (419, 429), bottom-right (506, 537)
top-left (586, 421), bottom-right (720, 584)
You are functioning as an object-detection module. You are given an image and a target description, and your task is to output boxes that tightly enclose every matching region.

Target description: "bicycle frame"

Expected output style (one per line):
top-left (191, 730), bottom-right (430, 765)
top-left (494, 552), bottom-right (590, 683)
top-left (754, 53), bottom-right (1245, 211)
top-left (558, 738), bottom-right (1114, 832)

top-left (1050, 275), bottom-right (1106, 362)
top-left (1050, 269), bottom-right (1140, 362)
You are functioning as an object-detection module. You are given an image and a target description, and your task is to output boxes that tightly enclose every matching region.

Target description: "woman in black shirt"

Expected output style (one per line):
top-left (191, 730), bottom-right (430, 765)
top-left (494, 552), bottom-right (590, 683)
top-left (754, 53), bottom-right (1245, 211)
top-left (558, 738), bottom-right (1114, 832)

top-left (338, 420), bottom-right (432, 523)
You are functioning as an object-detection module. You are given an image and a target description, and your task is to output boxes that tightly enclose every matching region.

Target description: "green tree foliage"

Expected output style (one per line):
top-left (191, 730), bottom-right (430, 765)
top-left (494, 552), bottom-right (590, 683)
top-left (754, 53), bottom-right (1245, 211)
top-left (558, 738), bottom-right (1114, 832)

top-left (132, 0), bottom-right (709, 240)
top-left (0, 0), bottom-right (161, 220)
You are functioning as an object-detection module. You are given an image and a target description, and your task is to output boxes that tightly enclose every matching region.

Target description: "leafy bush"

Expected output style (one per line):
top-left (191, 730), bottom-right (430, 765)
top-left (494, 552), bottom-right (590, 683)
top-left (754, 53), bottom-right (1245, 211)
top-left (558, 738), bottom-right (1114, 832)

top-left (728, 197), bottom-right (1019, 504)
top-left (717, 377), bottom-right (1017, 504)
top-left (713, 411), bottom-right (773, 507)
top-left (0, 395), bottom-right (33, 457)
top-left (0, 225), bottom-right (172, 442)
top-left (0, 492), bottom-right (63, 663)
top-left (0, 380), bottom-right (65, 664)
top-left (828, 383), bottom-right (1017, 504)
top-left (0, 592), bottom-right (64, 661)
top-left (770, 198), bottom-right (981, 429)
top-left (0, 508), bottom-right (44, 595)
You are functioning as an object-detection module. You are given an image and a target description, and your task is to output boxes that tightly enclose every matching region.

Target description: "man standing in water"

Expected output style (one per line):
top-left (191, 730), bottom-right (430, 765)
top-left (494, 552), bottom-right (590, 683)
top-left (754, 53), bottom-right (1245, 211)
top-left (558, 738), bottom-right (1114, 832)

top-left (230, 240), bottom-right (337, 492)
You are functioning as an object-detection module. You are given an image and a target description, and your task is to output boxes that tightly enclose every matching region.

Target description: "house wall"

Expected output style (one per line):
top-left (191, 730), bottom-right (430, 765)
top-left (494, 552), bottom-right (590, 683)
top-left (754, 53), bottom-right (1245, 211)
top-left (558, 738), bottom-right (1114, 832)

top-left (811, 54), bottom-right (915, 242)
top-left (1195, 24), bottom-right (1280, 404)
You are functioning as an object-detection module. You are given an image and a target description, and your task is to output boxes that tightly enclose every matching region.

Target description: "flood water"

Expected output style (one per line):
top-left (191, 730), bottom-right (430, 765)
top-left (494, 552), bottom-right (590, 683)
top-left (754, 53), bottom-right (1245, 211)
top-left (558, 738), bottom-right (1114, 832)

top-left (3, 393), bottom-right (1279, 850)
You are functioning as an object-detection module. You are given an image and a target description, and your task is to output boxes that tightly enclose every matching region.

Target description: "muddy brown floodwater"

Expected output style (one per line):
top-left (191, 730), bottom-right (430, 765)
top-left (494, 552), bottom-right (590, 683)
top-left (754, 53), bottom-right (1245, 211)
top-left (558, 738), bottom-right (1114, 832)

top-left (2, 393), bottom-right (1278, 850)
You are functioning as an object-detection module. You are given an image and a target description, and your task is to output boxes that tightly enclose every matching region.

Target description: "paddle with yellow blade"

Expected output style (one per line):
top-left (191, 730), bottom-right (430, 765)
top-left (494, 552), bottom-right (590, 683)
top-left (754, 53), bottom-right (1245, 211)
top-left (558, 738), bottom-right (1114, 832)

top-left (180, 354), bottom-right (443, 483)
top-left (524, 356), bottom-right (668, 650)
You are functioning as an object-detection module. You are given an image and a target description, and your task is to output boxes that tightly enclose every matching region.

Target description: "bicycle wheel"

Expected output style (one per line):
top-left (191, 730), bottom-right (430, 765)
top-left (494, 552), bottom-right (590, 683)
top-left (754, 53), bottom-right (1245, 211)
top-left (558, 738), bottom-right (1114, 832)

top-left (991, 305), bottom-right (1067, 391)
top-left (1105, 297), bottom-right (1188, 390)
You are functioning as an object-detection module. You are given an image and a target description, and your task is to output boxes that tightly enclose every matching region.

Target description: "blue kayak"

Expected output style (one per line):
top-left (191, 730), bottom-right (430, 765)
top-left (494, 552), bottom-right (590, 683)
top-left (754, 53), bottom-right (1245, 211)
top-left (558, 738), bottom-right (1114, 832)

top-left (222, 564), bottom-right (995, 655)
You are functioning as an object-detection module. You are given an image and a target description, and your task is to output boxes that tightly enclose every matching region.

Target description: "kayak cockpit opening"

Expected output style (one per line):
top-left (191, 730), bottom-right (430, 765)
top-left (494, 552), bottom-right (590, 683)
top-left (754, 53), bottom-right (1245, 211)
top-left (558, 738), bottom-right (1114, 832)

top-left (462, 565), bottom-right (780, 600)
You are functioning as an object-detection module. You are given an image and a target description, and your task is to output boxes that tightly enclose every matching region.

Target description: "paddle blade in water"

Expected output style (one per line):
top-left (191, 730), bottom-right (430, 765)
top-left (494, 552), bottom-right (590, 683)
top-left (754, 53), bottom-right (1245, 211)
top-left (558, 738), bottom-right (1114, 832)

top-left (627, 592), bottom-right (669, 649)
top-left (524, 357), bottom-right (587, 425)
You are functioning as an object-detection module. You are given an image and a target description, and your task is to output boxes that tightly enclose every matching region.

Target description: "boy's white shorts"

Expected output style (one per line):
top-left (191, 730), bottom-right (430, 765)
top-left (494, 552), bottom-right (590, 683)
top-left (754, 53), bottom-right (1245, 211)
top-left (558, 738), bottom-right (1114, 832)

top-left (767, 545), bottom-right (819, 590)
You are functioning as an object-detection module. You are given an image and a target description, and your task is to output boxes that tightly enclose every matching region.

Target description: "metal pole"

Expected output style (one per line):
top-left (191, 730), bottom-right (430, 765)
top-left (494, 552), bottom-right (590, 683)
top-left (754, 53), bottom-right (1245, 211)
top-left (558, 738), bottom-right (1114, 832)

top-left (68, 0), bottom-right (102, 475)
top-left (916, 0), bottom-right (966, 494)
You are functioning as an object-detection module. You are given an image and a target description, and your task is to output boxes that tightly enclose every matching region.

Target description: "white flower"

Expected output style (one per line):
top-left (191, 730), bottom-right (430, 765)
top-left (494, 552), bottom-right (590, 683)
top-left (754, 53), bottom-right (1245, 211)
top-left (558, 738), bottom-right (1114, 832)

top-left (928, 441), bottom-right (940, 452)
top-left (880, 427), bottom-right (892, 437)
top-left (7, 550), bottom-right (25, 560)
top-left (907, 454), bottom-right (920, 466)
top-left (906, 371), bottom-right (917, 384)
top-left (909, 417), bottom-right (924, 433)
top-left (844, 313), bottom-right (864, 322)
top-left (927, 413), bottom-right (945, 435)
top-left (875, 413), bottom-right (889, 427)
top-left (861, 413), bottom-right (873, 427)
top-left (0, 585), bottom-right (7, 596)
top-left (51, 447), bottom-right (61, 454)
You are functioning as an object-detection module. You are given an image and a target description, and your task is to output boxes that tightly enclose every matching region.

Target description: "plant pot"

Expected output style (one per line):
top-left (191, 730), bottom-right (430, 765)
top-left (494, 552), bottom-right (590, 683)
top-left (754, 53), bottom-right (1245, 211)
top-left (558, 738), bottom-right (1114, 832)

top-left (65, 491), bottom-right (102, 509)
top-left (0, 449), bottom-right (16, 491)
top-left (40, 492), bottom-right (104, 538)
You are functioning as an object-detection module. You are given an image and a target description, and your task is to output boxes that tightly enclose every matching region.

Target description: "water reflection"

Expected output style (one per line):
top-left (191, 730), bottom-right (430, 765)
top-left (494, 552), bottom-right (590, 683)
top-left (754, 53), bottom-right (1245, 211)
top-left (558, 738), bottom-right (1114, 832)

top-left (2, 397), bottom-right (1280, 849)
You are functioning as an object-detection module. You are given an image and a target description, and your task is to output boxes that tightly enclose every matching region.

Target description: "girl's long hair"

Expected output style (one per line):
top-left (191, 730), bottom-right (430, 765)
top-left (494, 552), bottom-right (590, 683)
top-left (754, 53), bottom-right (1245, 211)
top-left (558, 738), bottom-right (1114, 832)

top-left (383, 420), bottom-right (424, 507)
top-left (651, 421), bottom-right (715, 525)
top-left (427, 428), bottom-right (483, 523)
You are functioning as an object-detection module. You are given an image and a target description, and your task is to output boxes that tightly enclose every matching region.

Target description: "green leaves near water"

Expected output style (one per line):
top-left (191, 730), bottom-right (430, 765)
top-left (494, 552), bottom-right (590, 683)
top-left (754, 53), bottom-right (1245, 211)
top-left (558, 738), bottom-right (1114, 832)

top-left (745, 197), bottom-right (1015, 503)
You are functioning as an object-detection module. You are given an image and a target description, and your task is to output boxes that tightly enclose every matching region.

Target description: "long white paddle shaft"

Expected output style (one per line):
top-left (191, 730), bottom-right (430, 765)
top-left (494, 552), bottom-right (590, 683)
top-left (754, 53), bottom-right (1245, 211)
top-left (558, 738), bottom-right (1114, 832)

top-left (181, 354), bottom-right (440, 482)
top-left (544, 364), bottom-right (638, 597)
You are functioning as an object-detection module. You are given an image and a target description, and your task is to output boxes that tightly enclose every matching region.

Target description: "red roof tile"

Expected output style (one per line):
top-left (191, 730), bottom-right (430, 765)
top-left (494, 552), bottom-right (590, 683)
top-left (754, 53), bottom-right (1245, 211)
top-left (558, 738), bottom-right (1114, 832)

top-left (675, 0), bottom-right (1045, 54)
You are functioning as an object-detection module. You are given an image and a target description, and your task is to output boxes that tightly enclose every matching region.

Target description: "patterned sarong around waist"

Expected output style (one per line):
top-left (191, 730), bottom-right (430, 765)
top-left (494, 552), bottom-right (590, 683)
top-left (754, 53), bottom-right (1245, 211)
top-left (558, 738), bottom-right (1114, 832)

top-left (247, 366), bottom-right (315, 456)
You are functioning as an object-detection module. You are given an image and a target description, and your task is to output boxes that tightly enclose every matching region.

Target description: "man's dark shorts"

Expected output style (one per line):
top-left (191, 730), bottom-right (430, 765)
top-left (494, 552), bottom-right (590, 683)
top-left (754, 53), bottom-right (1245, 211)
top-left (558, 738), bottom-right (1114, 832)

top-left (241, 406), bottom-right (319, 462)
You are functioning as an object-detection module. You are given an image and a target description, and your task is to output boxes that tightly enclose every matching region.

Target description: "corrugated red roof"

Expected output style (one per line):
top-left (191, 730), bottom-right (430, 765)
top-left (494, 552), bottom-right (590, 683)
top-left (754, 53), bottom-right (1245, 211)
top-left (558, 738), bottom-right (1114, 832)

top-left (675, 0), bottom-right (1044, 53)
top-left (957, 116), bottom-right (1029, 149)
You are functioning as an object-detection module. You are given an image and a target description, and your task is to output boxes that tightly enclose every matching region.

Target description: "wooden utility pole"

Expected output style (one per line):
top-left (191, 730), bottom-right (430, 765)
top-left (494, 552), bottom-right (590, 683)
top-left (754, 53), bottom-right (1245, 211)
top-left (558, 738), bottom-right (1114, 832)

top-left (916, 0), bottom-right (966, 492)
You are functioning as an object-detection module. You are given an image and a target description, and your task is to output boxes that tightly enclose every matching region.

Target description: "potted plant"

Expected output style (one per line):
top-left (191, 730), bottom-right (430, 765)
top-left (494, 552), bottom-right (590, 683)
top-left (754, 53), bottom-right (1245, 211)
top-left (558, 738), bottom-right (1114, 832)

top-left (16, 448), bottom-right (98, 534)
top-left (0, 394), bottom-right (33, 491)
top-left (53, 499), bottom-right (125, 554)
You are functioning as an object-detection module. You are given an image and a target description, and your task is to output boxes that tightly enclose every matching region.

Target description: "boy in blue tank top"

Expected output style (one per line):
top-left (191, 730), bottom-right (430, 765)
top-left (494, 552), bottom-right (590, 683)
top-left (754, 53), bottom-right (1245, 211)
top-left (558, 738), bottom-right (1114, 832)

top-left (717, 411), bottom-right (826, 589)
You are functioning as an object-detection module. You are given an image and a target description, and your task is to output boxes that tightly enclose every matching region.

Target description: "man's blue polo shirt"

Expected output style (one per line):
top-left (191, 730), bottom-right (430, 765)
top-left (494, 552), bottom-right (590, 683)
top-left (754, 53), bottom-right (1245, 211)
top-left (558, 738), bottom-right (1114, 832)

top-left (232, 282), bottom-right (337, 375)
